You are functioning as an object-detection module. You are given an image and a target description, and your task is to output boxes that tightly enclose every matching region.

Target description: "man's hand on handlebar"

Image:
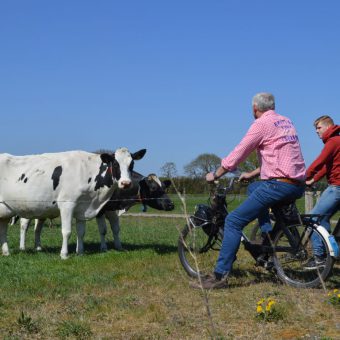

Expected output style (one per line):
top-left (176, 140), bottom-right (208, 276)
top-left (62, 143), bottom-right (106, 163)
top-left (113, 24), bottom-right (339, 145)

top-left (206, 172), bottom-right (216, 183)
top-left (206, 166), bottom-right (228, 183)
top-left (239, 171), bottom-right (253, 182)
top-left (306, 178), bottom-right (314, 186)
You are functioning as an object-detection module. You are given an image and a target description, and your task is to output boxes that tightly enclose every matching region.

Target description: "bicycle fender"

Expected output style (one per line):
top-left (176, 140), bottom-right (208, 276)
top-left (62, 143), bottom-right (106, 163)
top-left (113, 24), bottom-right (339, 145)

top-left (316, 225), bottom-right (340, 258)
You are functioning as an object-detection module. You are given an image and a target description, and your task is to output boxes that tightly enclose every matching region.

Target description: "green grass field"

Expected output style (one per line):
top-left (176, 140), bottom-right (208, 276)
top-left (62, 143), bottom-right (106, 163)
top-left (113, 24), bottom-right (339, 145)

top-left (0, 197), bottom-right (339, 339)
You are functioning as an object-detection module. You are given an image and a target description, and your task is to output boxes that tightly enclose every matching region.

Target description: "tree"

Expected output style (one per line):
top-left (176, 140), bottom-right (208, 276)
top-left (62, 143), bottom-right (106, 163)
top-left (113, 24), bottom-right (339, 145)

top-left (184, 153), bottom-right (221, 178)
top-left (160, 162), bottom-right (178, 178)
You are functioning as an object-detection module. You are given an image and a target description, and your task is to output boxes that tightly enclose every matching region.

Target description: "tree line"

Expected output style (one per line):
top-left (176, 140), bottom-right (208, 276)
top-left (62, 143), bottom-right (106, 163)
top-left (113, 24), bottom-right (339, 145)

top-left (159, 152), bottom-right (259, 194)
top-left (159, 152), bottom-right (328, 195)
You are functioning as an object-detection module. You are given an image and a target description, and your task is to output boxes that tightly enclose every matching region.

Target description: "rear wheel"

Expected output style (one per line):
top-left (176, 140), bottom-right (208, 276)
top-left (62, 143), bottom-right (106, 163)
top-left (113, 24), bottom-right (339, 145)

top-left (273, 224), bottom-right (334, 288)
top-left (178, 221), bottom-right (223, 278)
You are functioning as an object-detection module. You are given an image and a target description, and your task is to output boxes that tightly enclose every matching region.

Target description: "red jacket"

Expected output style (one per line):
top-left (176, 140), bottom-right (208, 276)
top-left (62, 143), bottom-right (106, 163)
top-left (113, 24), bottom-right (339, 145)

top-left (306, 125), bottom-right (340, 185)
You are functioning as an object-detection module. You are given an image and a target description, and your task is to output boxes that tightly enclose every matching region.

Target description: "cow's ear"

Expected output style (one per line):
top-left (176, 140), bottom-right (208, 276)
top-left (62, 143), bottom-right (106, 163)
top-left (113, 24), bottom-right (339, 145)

top-left (131, 149), bottom-right (146, 160)
top-left (100, 153), bottom-right (115, 164)
top-left (162, 180), bottom-right (172, 189)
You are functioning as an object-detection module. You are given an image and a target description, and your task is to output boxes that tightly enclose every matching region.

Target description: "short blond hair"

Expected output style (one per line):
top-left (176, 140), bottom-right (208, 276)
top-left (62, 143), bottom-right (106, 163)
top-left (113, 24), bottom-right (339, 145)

top-left (313, 115), bottom-right (334, 128)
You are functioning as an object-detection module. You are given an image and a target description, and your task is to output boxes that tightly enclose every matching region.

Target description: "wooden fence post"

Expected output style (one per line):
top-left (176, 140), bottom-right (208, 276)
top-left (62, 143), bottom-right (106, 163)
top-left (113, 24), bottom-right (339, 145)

top-left (305, 191), bottom-right (314, 213)
top-left (316, 191), bottom-right (321, 202)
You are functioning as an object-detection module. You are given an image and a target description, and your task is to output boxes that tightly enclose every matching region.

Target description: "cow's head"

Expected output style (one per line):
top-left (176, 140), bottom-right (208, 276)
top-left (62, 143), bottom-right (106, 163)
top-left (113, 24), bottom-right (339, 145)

top-left (139, 174), bottom-right (174, 211)
top-left (101, 148), bottom-right (146, 189)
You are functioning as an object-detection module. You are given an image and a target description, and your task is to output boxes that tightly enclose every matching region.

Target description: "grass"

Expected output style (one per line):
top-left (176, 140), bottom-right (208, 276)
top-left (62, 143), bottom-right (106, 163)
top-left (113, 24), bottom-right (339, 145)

top-left (0, 198), bottom-right (339, 339)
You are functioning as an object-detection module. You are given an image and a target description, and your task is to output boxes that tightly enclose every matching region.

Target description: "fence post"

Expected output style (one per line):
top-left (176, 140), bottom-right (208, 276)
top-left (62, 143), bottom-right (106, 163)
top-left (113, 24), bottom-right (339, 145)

top-left (305, 191), bottom-right (314, 213)
top-left (316, 191), bottom-right (321, 202)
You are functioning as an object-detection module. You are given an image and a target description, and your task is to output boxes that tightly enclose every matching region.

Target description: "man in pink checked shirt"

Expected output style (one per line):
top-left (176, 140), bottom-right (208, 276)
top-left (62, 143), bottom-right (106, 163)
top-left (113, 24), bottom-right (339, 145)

top-left (191, 92), bottom-right (306, 289)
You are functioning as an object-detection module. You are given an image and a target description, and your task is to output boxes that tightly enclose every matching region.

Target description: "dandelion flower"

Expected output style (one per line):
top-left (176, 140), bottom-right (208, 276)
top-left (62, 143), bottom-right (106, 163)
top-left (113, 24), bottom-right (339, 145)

top-left (257, 305), bottom-right (263, 313)
top-left (268, 300), bottom-right (276, 307)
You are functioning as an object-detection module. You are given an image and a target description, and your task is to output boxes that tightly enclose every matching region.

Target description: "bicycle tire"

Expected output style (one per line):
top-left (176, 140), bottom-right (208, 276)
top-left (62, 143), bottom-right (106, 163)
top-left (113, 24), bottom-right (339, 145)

top-left (272, 223), bottom-right (334, 288)
top-left (178, 221), bottom-right (223, 278)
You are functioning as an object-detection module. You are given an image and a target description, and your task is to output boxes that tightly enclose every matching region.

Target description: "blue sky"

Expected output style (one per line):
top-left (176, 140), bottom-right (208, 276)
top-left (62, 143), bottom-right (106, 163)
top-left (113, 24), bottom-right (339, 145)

top-left (1, 1), bottom-right (339, 176)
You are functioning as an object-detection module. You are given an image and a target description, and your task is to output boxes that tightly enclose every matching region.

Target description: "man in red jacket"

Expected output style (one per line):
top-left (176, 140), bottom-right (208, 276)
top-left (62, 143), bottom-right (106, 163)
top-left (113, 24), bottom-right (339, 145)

top-left (305, 115), bottom-right (340, 269)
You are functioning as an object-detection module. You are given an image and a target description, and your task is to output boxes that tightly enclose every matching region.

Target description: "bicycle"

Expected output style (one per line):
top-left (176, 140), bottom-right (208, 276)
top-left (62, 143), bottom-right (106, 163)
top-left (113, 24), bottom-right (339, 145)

top-left (178, 178), bottom-right (340, 288)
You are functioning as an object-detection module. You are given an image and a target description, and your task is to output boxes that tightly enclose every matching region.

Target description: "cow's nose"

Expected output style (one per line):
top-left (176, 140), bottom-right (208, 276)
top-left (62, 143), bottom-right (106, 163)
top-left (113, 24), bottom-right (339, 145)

top-left (166, 202), bottom-right (175, 211)
top-left (120, 180), bottom-right (132, 189)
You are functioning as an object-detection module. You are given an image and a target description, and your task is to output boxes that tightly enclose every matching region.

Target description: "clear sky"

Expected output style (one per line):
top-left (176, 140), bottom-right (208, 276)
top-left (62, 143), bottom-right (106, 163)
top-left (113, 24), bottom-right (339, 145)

top-left (1, 1), bottom-right (339, 176)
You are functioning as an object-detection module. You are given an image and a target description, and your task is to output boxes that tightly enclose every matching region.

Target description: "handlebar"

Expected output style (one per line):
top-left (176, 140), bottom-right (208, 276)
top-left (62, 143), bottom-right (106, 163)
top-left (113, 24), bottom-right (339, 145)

top-left (211, 176), bottom-right (240, 194)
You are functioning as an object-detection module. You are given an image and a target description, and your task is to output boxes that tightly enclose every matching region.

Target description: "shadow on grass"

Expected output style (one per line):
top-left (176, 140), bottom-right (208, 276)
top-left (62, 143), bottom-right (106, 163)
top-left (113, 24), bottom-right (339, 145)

top-left (328, 264), bottom-right (340, 287)
top-left (17, 241), bottom-right (178, 256)
top-left (228, 267), bottom-right (281, 287)
top-left (228, 265), bottom-right (340, 288)
top-left (118, 242), bottom-right (178, 254)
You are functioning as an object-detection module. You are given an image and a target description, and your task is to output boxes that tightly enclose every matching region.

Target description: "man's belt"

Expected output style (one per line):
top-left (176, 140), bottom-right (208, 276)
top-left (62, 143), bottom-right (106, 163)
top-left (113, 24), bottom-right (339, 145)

top-left (271, 178), bottom-right (304, 186)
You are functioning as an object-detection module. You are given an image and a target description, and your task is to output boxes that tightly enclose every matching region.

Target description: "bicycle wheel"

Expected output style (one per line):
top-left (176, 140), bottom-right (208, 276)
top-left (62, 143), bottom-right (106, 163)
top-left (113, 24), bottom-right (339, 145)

top-left (178, 221), bottom-right (223, 278)
top-left (272, 224), bottom-right (334, 288)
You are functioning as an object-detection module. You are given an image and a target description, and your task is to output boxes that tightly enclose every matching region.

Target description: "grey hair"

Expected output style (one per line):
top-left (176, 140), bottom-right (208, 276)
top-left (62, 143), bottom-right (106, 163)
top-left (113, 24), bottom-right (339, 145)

top-left (252, 93), bottom-right (275, 112)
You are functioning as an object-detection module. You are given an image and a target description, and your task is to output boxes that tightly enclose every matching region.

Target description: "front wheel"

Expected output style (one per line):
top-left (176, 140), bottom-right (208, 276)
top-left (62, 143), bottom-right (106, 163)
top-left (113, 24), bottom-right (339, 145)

top-left (272, 224), bottom-right (334, 288)
top-left (178, 221), bottom-right (223, 278)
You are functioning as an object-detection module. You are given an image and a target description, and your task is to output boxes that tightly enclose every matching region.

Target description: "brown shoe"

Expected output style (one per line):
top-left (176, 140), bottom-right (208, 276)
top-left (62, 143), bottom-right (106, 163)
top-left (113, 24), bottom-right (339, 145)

top-left (190, 274), bottom-right (228, 290)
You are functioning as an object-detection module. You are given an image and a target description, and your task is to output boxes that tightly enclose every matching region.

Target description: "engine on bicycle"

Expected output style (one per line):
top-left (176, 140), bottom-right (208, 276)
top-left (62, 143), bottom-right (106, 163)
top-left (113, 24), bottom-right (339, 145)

top-left (192, 185), bottom-right (228, 237)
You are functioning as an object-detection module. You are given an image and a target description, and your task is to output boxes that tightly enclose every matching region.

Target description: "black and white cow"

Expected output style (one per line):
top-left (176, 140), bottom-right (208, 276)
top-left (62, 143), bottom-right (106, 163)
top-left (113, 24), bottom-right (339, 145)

top-left (0, 148), bottom-right (146, 258)
top-left (18, 172), bottom-right (174, 252)
top-left (96, 171), bottom-right (174, 251)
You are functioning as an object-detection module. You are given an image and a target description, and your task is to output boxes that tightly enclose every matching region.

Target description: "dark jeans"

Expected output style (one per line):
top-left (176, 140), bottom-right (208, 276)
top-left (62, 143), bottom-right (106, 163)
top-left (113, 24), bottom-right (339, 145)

top-left (247, 181), bottom-right (273, 233)
top-left (215, 180), bottom-right (305, 276)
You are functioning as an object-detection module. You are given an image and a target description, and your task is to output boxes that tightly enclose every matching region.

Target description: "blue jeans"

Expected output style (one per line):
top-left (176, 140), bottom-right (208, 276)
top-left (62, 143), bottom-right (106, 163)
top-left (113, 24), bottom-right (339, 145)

top-left (247, 181), bottom-right (273, 233)
top-left (310, 185), bottom-right (340, 257)
top-left (215, 180), bottom-right (305, 276)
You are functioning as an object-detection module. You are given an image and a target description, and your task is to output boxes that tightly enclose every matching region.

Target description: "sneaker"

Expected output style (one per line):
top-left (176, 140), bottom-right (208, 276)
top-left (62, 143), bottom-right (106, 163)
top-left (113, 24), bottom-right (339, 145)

top-left (304, 256), bottom-right (326, 270)
top-left (189, 273), bottom-right (228, 290)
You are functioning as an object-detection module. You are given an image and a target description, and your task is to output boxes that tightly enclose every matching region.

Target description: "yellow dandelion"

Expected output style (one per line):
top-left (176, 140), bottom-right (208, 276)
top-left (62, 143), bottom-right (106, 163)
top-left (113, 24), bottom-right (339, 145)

top-left (334, 289), bottom-right (339, 293)
top-left (337, 294), bottom-right (340, 298)
top-left (257, 305), bottom-right (263, 313)
top-left (257, 299), bottom-right (265, 305)
top-left (328, 292), bottom-right (332, 296)
top-left (268, 300), bottom-right (276, 307)
top-left (266, 305), bottom-right (271, 312)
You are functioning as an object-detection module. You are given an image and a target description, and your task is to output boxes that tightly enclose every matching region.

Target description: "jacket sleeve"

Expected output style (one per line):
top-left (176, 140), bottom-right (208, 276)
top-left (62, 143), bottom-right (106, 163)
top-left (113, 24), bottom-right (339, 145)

top-left (312, 164), bottom-right (327, 182)
top-left (306, 141), bottom-right (334, 181)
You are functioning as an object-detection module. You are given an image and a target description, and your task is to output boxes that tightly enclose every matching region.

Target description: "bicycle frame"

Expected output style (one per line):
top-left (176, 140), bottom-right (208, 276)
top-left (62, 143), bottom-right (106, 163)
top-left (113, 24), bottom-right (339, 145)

top-left (178, 180), bottom-right (337, 287)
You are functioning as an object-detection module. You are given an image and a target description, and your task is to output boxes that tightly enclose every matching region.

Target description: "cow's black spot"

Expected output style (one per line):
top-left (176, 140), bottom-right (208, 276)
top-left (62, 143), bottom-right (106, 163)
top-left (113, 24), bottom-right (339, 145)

top-left (94, 163), bottom-right (114, 191)
top-left (111, 159), bottom-right (121, 180)
top-left (52, 201), bottom-right (56, 205)
top-left (51, 166), bottom-right (63, 190)
top-left (24, 178), bottom-right (28, 183)
top-left (88, 177), bottom-right (92, 183)
top-left (18, 174), bottom-right (25, 181)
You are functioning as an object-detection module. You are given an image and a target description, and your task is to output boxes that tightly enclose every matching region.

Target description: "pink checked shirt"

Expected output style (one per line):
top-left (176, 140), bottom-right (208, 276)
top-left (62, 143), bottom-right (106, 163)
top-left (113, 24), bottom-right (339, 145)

top-left (221, 110), bottom-right (306, 180)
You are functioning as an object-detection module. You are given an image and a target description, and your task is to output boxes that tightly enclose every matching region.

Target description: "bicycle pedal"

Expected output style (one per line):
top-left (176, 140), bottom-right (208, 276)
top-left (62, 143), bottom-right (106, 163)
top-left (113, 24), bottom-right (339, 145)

top-left (255, 255), bottom-right (274, 270)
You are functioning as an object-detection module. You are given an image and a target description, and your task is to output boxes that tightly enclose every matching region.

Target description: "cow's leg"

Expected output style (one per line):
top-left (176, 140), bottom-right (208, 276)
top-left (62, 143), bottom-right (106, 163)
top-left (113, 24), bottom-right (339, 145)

top-left (76, 219), bottom-right (86, 255)
top-left (59, 205), bottom-right (75, 259)
top-left (34, 219), bottom-right (45, 251)
top-left (19, 218), bottom-right (31, 250)
top-left (0, 218), bottom-right (10, 256)
top-left (106, 211), bottom-right (123, 251)
top-left (96, 215), bottom-right (108, 252)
